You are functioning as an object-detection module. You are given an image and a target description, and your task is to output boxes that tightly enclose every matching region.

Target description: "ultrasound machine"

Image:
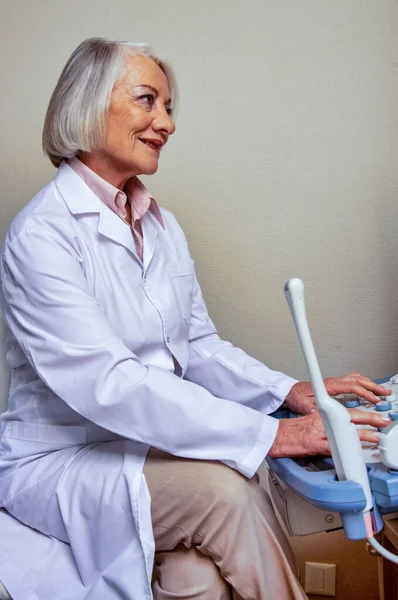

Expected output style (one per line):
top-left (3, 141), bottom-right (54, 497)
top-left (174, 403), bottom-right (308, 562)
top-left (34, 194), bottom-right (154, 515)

top-left (267, 278), bottom-right (398, 565)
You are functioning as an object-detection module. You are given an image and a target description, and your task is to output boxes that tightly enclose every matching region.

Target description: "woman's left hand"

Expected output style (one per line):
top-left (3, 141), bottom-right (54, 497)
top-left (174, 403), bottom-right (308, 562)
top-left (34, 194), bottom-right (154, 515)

top-left (285, 372), bottom-right (391, 415)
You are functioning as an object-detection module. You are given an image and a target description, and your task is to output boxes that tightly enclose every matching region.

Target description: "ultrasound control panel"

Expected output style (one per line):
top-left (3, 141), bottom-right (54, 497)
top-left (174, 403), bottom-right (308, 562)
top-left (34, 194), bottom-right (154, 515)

top-left (267, 376), bottom-right (398, 539)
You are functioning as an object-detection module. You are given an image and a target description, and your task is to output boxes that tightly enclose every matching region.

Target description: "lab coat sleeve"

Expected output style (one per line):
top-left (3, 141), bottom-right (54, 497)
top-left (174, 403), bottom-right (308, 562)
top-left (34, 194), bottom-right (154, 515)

top-left (0, 227), bottom-right (279, 477)
top-left (185, 274), bottom-right (298, 414)
top-left (164, 209), bottom-right (298, 412)
top-left (185, 260), bottom-right (297, 414)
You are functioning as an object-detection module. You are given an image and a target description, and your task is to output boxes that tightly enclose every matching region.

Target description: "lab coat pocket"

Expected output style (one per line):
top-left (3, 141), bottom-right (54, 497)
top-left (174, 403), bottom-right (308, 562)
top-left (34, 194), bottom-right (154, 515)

top-left (168, 260), bottom-right (195, 326)
top-left (0, 421), bottom-right (88, 460)
top-left (0, 422), bottom-right (87, 509)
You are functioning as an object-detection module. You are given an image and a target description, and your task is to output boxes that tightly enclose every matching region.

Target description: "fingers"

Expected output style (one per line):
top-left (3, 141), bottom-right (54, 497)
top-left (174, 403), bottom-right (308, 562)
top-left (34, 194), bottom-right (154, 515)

top-left (350, 386), bottom-right (385, 405)
top-left (331, 381), bottom-right (380, 404)
top-left (356, 378), bottom-right (391, 396)
top-left (349, 408), bottom-right (391, 428)
top-left (349, 377), bottom-right (391, 404)
top-left (326, 373), bottom-right (390, 405)
top-left (358, 429), bottom-right (380, 444)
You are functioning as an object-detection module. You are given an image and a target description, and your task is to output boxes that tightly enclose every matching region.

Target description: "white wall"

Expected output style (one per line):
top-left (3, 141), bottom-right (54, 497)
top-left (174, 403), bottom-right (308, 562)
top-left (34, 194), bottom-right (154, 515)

top-left (1, 0), bottom-right (398, 382)
top-left (1, 1), bottom-right (397, 598)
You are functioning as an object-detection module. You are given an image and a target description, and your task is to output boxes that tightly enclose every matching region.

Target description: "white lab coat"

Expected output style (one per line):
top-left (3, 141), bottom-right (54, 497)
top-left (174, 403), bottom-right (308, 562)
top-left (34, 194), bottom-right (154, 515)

top-left (0, 162), bottom-right (297, 599)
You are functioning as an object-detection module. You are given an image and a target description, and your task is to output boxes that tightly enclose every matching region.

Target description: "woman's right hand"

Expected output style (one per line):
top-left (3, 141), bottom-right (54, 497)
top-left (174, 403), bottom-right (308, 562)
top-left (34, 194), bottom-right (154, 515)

top-left (268, 408), bottom-right (391, 458)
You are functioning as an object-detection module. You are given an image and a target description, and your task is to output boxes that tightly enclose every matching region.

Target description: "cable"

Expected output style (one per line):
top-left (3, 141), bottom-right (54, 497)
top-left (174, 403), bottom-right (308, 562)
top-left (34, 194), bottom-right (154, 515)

top-left (367, 536), bottom-right (398, 564)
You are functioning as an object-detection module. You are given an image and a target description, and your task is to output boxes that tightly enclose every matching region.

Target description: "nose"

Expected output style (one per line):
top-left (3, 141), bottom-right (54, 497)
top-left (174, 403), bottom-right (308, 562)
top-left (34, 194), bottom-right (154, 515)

top-left (152, 106), bottom-right (176, 137)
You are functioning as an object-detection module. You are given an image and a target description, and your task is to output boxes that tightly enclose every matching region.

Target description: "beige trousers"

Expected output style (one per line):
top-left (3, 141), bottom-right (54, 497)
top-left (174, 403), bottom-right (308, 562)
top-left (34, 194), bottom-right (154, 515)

top-left (144, 449), bottom-right (307, 600)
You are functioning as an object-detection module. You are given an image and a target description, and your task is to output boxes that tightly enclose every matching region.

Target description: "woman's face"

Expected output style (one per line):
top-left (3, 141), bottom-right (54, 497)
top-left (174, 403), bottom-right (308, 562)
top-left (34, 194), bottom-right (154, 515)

top-left (88, 54), bottom-right (175, 188)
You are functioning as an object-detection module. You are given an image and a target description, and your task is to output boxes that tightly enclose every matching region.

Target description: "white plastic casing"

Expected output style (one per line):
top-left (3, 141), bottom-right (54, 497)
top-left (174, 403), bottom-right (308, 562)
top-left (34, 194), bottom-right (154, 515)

top-left (284, 278), bottom-right (373, 513)
top-left (379, 422), bottom-right (398, 471)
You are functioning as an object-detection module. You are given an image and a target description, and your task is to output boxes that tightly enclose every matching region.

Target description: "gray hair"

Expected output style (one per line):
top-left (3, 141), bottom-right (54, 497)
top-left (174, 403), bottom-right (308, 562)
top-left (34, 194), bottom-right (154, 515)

top-left (42, 37), bottom-right (178, 167)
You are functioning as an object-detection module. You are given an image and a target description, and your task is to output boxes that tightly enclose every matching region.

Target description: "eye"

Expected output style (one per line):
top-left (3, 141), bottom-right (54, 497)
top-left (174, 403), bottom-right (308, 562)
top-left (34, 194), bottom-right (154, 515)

top-left (138, 93), bottom-right (155, 108)
top-left (166, 106), bottom-right (174, 117)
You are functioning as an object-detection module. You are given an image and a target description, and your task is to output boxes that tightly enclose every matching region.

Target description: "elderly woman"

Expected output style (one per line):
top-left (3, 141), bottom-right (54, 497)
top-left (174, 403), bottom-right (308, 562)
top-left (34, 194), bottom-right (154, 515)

top-left (0, 38), bottom-right (390, 600)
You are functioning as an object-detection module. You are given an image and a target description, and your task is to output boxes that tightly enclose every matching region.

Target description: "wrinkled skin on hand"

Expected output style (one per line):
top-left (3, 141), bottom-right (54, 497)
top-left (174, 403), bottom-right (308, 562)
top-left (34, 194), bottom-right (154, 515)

top-left (285, 373), bottom-right (390, 416)
top-left (268, 408), bottom-right (390, 458)
top-left (269, 373), bottom-right (391, 458)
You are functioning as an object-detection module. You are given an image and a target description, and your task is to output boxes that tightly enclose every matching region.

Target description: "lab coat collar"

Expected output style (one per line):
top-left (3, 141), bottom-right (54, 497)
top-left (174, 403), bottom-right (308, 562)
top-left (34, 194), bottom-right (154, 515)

top-left (55, 161), bottom-right (160, 264)
top-left (56, 161), bottom-right (106, 216)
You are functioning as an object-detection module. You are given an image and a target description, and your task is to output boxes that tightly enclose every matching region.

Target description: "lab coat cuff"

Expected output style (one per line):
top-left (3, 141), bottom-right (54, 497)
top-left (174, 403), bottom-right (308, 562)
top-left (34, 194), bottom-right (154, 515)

top-left (269, 375), bottom-right (298, 407)
top-left (240, 415), bottom-right (280, 478)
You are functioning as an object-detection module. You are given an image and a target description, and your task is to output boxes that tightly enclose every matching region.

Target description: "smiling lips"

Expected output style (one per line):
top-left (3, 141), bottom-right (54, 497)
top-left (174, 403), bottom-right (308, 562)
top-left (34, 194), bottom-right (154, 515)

top-left (138, 138), bottom-right (164, 154)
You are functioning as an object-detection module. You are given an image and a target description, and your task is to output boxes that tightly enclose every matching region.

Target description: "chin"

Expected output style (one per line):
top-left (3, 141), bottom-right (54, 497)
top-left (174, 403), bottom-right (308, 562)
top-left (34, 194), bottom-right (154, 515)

top-left (141, 162), bottom-right (159, 176)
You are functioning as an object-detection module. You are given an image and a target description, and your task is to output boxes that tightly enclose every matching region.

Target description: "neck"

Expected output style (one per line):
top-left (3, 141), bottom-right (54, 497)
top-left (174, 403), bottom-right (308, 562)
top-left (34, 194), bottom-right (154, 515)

top-left (78, 152), bottom-right (136, 190)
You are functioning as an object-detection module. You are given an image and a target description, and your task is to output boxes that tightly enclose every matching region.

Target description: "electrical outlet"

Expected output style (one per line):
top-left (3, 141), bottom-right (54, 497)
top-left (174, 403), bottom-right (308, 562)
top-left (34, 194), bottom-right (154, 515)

top-left (304, 562), bottom-right (336, 596)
